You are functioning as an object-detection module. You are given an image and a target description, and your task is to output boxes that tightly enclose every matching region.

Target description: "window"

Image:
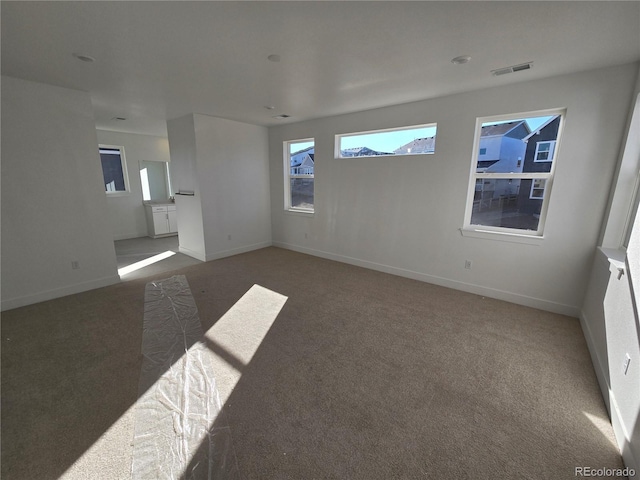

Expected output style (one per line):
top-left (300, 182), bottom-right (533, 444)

top-left (284, 139), bottom-right (314, 213)
top-left (463, 110), bottom-right (564, 238)
top-left (99, 145), bottom-right (129, 194)
top-left (529, 178), bottom-right (546, 199)
top-left (533, 141), bottom-right (556, 162)
top-left (336, 124), bottom-right (437, 158)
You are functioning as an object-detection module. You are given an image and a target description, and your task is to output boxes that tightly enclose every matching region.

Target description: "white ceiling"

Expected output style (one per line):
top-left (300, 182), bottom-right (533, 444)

top-left (2, 1), bottom-right (639, 137)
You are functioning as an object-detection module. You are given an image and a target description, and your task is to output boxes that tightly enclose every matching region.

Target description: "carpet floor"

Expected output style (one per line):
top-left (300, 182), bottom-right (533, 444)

top-left (1, 247), bottom-right (624, 479)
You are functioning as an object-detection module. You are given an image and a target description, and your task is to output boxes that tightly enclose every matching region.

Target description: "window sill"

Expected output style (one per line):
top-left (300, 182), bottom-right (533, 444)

top-left (460, 227), bottom-right (543, 245)
top-left (105, 191), bottom-right (130, 197)
top-left (285, 208), bottom-right (314, 216)
top-left (598, 246), bottom-right (626, 274)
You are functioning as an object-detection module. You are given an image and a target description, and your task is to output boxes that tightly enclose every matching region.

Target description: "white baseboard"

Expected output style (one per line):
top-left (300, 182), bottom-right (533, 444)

top-left (1, 275), bottom-right (121, 312)
top-left (610, 392), bottom-right (640, 479)
top-left (179, 241), bottom-right (272, 263)
top-left (272, 241), bottom-right (579, 317)
top-left (580, 310), bottom-right (639, 478)
top-left (205, 241), bottom-right (273, 262)
top-left (178, 245), bottom-right (207, 262)
top-left (579, 310), bottom-right (612, 413)
top-left (113, 231), bottom-right (149, 241)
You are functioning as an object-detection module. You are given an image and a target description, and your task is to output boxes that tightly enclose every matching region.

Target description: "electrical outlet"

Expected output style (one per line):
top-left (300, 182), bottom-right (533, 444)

top-left (71, 260), bottom-right (80, 270)
top-left (623, 354), bottom-right (631, 375)
top-left (464, 260), bottom-right (472, 270)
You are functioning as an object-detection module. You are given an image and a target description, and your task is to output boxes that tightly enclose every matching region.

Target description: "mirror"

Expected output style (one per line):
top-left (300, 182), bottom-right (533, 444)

top-left (139, 161), bottom-right (172, 202)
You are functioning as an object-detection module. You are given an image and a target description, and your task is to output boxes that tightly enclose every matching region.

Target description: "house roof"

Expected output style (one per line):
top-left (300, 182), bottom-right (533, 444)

top-left (341, 147), bottom-right (393, 156)
top-left (291, 146), bottom-right (314, 157)
top-left (394, 137), bottom-right (436, 154)
top-left (522, 115), bottom-right (560, 142)
top-left (291, 151), bottom-right (315, 167)
top-left (477, 160), bottom-right (500, 169)
top-left (480, 121), bottom-right (527, 138)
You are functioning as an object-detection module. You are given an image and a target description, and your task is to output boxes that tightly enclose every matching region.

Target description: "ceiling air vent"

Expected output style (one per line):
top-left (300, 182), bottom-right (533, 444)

top-left (491, 62), bottom-right (533, 77)
top-left (272, 114), bottom-right (291, 120)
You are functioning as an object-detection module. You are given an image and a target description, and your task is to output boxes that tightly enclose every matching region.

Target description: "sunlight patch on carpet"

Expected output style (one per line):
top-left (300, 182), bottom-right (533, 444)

top-left (582, 410), bottom-right (619, 449)
top-left (130, 275), bottom-right (286, 479)
top-left (117, 250), bottom-right (176, 277)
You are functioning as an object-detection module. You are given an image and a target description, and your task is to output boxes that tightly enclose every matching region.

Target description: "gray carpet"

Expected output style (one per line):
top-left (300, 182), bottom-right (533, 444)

top-left (1, 247), bottom-right (624, 479)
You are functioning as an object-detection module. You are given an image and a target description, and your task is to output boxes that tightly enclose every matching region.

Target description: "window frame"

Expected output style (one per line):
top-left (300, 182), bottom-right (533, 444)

top-left (99, 144), bottom-right (130, 196)
top-left (284, 138), bottom-right (315, 214)
top-left (462, 109), bottom-right (565, 241)
top-left (335, 123), bottom-right (437, 158)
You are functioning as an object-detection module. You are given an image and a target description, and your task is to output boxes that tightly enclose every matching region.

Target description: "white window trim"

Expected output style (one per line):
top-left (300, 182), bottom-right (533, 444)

top-left (462, 109), bottom-right (565, 240)
top-left (533, 140), bottom-right (556, 163)
top-left (99, 144), bottom-right (130, 196)
top-left (284, 138), bottom-right (315, 214)
top-left (335, 123), bottom-right (437, 158)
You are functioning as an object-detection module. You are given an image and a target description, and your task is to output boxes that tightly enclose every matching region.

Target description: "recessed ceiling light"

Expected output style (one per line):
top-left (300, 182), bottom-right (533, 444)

top-left (272, 114), bottom-right (291, 120)
top-left (72, 52), bottom-right (96, 63)
top-left (267, 54), bottom-right (281, 63)
top-left (451, 55), bottom-right (471, 65)
top-left (111, 117), bottom-right (127, 121)
top-left (264, 105), bottom-right (276, 110)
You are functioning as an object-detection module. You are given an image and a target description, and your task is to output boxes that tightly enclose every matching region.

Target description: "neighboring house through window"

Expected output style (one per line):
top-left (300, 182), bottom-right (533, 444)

top-left (336, 123), bottom-right (437, 158)
top-left (99, 145), bottom-right (129, 194)
top-left (463, 111), bottom-right (564, 239)
top-left (284, 139), bottom-right (315, 213)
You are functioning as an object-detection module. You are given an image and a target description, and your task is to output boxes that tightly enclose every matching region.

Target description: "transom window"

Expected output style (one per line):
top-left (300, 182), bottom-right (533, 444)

top-left (284, 139), bottom-right (315, 213)
top-left (336, 124), bottom-right (437, 158)
top-left (463, 110), bottom-right (564, 238)
top-left (99, 145), bottom-right (129, 194)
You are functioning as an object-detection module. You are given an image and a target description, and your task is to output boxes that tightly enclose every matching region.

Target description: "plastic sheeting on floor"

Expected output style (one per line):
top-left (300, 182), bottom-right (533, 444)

top-left (132, 275), bottom-right (239, 479)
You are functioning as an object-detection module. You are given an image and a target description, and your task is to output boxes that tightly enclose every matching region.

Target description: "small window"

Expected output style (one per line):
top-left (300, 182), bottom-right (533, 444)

top-left (336, 124), bottom-right (437, 158)
top-left (529, 178), bottom-right (546, 199)
top-left (463, 111), bottom-right (564, 238)
top-left (284, 139), bottom-right (314, 213)
top-left (533, 141), bottom-right (556, 162)
top-left (99, 145), bottom-right (129, 194)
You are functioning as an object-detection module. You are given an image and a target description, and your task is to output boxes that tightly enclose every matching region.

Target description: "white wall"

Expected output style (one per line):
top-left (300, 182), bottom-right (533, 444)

top-left (581, 64), bottom-right (640, 478)
top-left (167, 114), bottom-right (271, 262)
top-left (269, 63), bottom-right (639, 316)
top-left (167, 114), bottom-right (207, 261)
top-left (96, 130), bottom-right (170, 240)
top-left (1, 76), bottom-right (119, 311)
top-left (582, 248), bottom-right (640, 478)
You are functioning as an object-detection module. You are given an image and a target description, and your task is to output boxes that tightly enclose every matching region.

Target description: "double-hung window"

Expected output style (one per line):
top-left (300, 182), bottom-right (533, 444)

top-left (463, 110), bottom-right (564, 239)
top-left (99, 145), bottom-right (129, 194)
top-left (533, 141), bottom-right (556, 162)
top-left (284, 139), bottom-right (315, 213)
